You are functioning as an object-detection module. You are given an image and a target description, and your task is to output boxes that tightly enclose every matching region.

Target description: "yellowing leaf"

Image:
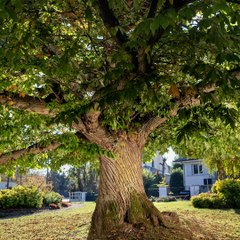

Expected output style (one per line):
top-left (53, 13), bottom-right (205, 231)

top-left (168, 84), bottom-right (180, 99)
top-left (19, 92), bottom-right (26, 98)
top-left (8, 85), bottom-right (18, 91)
top-left (8, 100), bottom-right (14, 106)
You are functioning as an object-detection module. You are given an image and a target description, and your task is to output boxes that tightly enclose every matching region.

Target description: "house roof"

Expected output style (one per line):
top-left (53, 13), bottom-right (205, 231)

top-left (173, 158), bottom-right (199, 163)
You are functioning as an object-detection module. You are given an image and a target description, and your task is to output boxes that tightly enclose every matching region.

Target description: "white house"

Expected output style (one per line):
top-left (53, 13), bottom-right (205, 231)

top-left (143, 151), bottom-right (171, 183)
top-left (173, 158), bottom-right (217, 196)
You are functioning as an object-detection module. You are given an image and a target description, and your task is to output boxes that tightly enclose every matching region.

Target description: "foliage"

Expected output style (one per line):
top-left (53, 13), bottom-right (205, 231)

top-left (149, 196), bottom-right (176, 202)
top-left (0, 0), bottom-right (239, 174)
top-left (191, 193), bottom-right (226, 209)
top-left (67, 164), bottom-right (99, 193)
top-left (143, 169), bottom-right (162, 197)
top-left (86, 192), bottom-right (98, 202)
top-left (0, 186), bottom-right (43, 208)
top-left (48, 171), bottom-right (69, 197)
top-left (173, 121), bottom-right (240, 178)
top-left (172, 163), bottom-right (183, 170)
top-left (0, 0), bottom-right (240, 236)
top-left (43, 191), bottom-right (63, 205)
top-left (192, 179), bottom-right (240, 209)
top-left (212, 179), bottom-right (240, 208)
top-left (169, 168), bottom-right (184, 195)
top-left (21, 172), bottom-right (53, 192)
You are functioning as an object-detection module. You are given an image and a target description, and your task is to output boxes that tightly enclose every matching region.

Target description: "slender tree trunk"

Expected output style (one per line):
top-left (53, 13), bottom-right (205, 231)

top-left (6, 177), bottom-right (10, 189)
top-left (88, 139), bottom-right (164, 240)
top-left (76, 168), bottom-right (83, 191)
top-left (83, 164), bottom-right (87, 190)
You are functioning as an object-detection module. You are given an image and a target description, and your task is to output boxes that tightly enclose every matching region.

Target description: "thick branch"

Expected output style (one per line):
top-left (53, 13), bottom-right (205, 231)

top-left (0, 92), bottom-right (56, 116)
top-left (0, 141), bottom-right (61, 165)
top-left (147, 0), bottom-right (159, 18)
top-left (97, 0), bottom-right (128, 45)
top-left (72, 112), bottom-right (115, 151)
top-left (139, 116), bottom-right (168, 144)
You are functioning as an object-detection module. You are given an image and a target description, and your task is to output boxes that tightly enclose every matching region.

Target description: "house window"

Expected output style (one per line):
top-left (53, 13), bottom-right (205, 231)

top-left (192, 164), bottom-right (203, 175)
top-left (152, 161), bottom-right (155, 168)
top-left (204, 178), bottom-right (212, 185)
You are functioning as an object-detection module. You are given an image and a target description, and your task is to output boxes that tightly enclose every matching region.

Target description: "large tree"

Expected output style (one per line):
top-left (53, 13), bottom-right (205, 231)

top-left (0, 0), bottom-right (240, 239)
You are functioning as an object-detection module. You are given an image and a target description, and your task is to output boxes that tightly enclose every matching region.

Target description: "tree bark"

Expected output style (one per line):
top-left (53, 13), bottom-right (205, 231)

top-left (88, 137), bottom-right (164, 240)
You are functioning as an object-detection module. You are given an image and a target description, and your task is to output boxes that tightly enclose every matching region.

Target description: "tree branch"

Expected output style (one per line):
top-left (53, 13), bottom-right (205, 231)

top-left (137, 94), bottom-right (201, 147)
top-left (0, 91), bottom-right (56, 116)
top-left (97, 0), bottom-right (128, 45)
top-left (147, 0), bottom-right (196, 46)
top-left (226, 0), bottom-right (240, 4)
top-left (147, 0), bottom-right (159, 18)
top-left (72, 111), bottom-right (115, 151)
top-left (0, 141), bottom-right (61, 165)
top-left (138, 116), bottom-right (168, 144)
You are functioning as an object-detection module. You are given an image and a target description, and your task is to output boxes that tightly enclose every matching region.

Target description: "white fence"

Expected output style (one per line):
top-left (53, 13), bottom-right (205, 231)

top-left (69, 191), bottom-right (86, 202)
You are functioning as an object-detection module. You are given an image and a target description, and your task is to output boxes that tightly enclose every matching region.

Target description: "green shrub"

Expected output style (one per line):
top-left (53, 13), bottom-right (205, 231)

top-left (191, 193), bottom-right (226, 209)
top-left (170, 168), bottom-right (184, 195)
top-left (0, 186), bottom-right (43, 209)
top-left (43, 191), bottom-right (63, 205)
top-left (149, 196), bottom-right (177, 202)
top-left (212, 179), bottom-right (240, 208)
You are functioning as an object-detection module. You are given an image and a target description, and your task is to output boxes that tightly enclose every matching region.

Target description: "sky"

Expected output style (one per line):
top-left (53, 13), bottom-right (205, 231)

top-left (163, 147), bottom-right (179, 166)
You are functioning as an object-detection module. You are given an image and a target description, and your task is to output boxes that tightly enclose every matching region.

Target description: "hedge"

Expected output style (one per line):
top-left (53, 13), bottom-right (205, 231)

top-left (191, 179), bottom-right (240, 209)
top-left (0, 186), bottom-right (43, 208)
top-left (0, 186), bottom-right (63, 209)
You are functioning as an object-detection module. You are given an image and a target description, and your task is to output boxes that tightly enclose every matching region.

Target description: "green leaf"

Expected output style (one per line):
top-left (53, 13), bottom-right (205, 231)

top-left (156, 15), bottom-right (170, 30)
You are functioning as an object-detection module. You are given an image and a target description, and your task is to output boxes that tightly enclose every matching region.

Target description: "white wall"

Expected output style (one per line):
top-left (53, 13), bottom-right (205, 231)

top-left (183, 160), bottom-right (214, 190)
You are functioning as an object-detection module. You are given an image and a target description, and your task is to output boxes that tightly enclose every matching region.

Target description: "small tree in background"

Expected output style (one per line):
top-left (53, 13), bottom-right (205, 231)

top-left (172, 163), bottom-right (183, 170)
top-left (143, 169), bottom-right (162, 197)
top-left (170, 168), bottom-right (184, 195)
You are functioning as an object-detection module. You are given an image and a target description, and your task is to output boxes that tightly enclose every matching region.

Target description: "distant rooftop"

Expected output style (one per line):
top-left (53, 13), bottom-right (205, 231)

top-left (173, 158), bottom-right (199, 163)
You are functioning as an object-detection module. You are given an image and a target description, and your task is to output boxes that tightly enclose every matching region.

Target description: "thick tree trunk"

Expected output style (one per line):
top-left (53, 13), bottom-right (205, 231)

top-left (88, 139), bottom-right (164, 240)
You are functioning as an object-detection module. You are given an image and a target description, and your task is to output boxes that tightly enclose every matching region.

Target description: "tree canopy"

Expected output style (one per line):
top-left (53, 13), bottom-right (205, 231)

top-left (0, 0), bottom-right (239, 172)
top-left (0, 1), bottom-right (240, 239)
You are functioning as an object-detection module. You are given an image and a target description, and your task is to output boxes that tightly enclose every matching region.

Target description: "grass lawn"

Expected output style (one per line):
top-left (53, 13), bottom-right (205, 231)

top-left (0, 201), bottom-right (239, 240)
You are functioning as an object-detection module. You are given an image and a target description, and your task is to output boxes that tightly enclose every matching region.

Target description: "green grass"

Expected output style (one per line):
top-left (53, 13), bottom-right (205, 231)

top-left (155, 201), bottom-right (240, 239)
top-left (0, 201), bottom-right (239, 239)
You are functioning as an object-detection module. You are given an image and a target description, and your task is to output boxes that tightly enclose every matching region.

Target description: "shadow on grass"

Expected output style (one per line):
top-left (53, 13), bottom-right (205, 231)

top-left (0, 207), bottom-right (53, 219)
top-left (234, 209), bottom-right (240, 214)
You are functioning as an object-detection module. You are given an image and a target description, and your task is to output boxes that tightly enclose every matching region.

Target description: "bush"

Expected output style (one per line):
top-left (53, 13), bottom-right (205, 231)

top-left (86, 192), bottom-right (98, 201)
top-left (169, 168), bottom-right (184, 195)
top-left (0, 186), bottom-right (43, 209)
top-left (191, 193), bottom-right (226, 209)
top-left (212, 179), bottom-right (240, 208)
top-left (43, 191), bottom-right (63, 205)
top-left (146, 187), bottom-right (159, 197)
top-left (149, 196), bottom-right (177, 202)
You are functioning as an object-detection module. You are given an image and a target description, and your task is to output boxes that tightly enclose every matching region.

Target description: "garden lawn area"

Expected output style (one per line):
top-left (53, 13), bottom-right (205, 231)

top-left (0, 201), bottom-right (239, 240)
